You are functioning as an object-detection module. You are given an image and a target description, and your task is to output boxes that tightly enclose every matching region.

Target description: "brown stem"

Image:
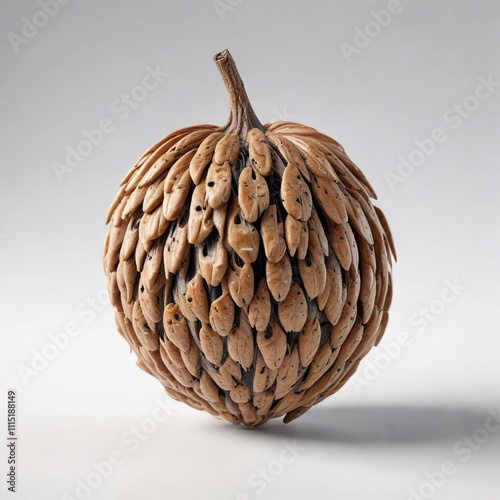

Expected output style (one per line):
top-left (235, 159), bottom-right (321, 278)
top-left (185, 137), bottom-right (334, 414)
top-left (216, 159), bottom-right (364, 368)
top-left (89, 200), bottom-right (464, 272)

top-left (214, 49), bottom-right (264, 139)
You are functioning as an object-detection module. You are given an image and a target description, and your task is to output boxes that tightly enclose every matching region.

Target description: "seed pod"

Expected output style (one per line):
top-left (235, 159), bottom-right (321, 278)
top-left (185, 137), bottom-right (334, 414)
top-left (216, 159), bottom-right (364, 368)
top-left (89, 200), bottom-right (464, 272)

top-left (104, 49), bottom-right (395, 427)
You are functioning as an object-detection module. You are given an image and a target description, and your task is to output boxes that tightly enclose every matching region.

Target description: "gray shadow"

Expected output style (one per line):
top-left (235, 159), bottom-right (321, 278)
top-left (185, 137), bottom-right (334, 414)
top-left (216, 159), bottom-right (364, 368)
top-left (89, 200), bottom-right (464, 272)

top-left (208, 404), bottom-right (499, 445)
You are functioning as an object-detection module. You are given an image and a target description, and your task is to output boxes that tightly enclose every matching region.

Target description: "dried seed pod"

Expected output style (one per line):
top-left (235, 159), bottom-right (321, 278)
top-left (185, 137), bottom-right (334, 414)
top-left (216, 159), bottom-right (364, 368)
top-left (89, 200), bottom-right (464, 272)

top-left (104, 49), bottom-right (395, 427)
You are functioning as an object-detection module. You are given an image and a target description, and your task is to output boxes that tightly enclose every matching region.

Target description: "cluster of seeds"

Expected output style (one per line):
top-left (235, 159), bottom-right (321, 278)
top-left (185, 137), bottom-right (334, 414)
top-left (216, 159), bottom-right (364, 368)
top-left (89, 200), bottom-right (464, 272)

top-left (103, 50), bottom-right (395, 426)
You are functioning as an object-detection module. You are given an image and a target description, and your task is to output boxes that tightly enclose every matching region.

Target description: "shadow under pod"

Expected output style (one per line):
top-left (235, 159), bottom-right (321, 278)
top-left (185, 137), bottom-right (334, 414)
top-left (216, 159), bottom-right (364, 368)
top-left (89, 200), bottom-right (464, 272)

top-left (209, 404), bottom-right (500, 446)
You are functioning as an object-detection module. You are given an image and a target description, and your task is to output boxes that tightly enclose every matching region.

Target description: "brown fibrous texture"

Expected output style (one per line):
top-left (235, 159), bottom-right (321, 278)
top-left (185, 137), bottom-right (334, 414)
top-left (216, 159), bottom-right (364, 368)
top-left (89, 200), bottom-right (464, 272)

top-left (103, 50), bottom-right (396, 427)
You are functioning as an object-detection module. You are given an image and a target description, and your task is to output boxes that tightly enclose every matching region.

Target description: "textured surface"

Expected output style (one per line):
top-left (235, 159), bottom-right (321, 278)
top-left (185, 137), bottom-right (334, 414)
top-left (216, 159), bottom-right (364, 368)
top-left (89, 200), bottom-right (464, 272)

top-left (3, 0), bottom-right (500, 498)
top-left (103, 118), bottom-right (395, 426)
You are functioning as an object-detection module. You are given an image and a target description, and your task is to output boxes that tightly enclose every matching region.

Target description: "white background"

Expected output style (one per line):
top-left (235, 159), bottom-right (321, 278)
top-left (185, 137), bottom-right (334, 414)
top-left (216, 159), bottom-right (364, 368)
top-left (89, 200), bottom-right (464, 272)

top-left (1, 1), bottom-right (499, 499)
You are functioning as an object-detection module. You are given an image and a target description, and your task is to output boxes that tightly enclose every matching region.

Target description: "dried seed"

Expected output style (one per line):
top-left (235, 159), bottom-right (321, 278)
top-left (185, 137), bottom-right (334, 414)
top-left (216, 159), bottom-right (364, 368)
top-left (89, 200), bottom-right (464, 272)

top-left (284, 214), bottom-right (308, 259)
top-left (266, 253), bottom-right (292, 302)
top-left (185, 274), bottom-right (210, 324)
top-left (238, 166), bottom-right (270, 222)
top-left (132, 300), bottom-right (158, 351)
top-left (298, 317), bottom-right (321, 366)
top-left (164, 221), bottom-right (189, 274)
top-left (281, 165), bottom-right (312, 221)
top-left (253, 390), bottom-right (274, 416)
top-left (199, 324), bottom-right (224, 366)
top-left (190, 132), bottom-right (226, 184)
top-left (278, 282), bottom-right (307, 332)
top-left (106, 222), bottom-right (127, 272)
top-left (145, 205), bottom-right (169, 241)
top-left (227, 259), bottom-right (254, 308)
top-left (267, 133), bottom-right (310, 181)
top-left (199, 370), bottom-right (221, 402)
top-left (197, 236), bottom-right (228, 287)
top-left (261, 204), bottom-right (286, 263)
top-left (248, 278), bottom-right (272, 331)
top-left (180, 337), bottom-right (201, 378)
top-left (209, 292), bottom-right (235, 336)
top-left (139, 128), bottom-right (213, 188)
top-left (257, 322), bottom-right (287, 370)
top-left (143, 175), bottom-right (166, 213)
top-left (288, 136), bottom-right (338, 181)
top-left (227, 204), bottom-right (260, 263)
top-left (163, 169), bottom-right (192, 221)
top-left (227, 313), bottom-right (254, 370)
top-left (119, 217), bottom-right (140, 262)
top-left (138, 275), bottom-right (162, 324)
top-left (230, 385), bottom-right (251, 404)
top-left (248, 128), bottom-right (272, 176)
top-left (187, 180), bottom-right (214, 245)
top-left (163, 303), bottom-right (191, 352)
top-left (310, 175), bottom-right (347, 224)
top-left (253, 352), bottom-right (275, 393)
top-left (205, 161), bottom-right (232, 209)
top-left (219, 357), bottom-right (242, 390)
top-left (213, 133), bottom-right (240, 165)
top-left (327, 220), bottom-right (352, 271)
top-left (323, 257), bottom-right (344, 325)
top-left (298, 245), bottom-right (326, 300)
top-left (143, 242), bottom-right (163, 290)
top-left (345, 195), bottom-right (374, 244)
top-left (274, 347), bottom-right (300, 399)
